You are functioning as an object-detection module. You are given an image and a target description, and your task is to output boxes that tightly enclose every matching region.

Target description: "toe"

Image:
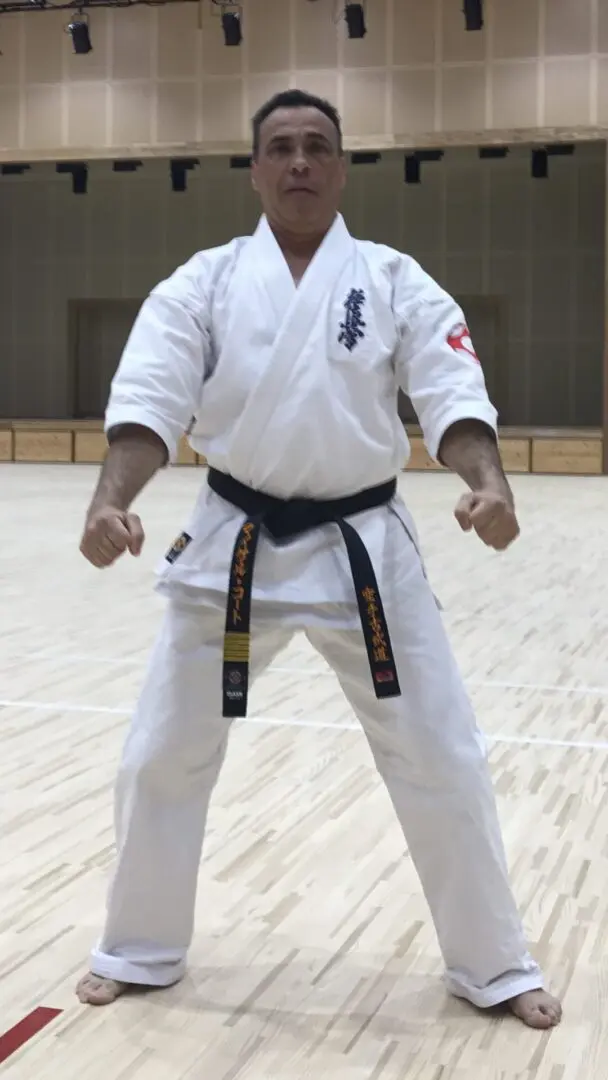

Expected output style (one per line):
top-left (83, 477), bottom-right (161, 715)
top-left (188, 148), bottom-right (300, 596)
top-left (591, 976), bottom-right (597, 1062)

top-left (508, 990), bottom-right (562, 1029)
top-left (76, 974), bottom-right (126, 1006)
top-left (546, 1001), bottom-right (563, 1025)
top-left (530, 1009), bottom-right (553, 1030)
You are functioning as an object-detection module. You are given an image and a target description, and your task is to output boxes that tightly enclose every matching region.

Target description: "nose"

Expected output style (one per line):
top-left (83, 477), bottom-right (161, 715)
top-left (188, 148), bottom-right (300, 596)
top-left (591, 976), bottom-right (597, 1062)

top-left (290, 146), bottom-right (310, 174)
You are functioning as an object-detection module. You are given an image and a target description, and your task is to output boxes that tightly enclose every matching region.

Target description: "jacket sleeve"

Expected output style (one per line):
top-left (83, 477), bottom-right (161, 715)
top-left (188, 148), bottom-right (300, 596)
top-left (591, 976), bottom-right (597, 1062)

top-left (394, 256), bottom-right (497, 462)
top-left (104, 254), bottom-right (210, 464)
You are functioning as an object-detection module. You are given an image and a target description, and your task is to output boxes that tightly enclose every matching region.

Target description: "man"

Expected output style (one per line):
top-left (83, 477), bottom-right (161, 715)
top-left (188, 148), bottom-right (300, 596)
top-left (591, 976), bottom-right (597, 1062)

top-left (77, 90), bottom-right (561, 1029)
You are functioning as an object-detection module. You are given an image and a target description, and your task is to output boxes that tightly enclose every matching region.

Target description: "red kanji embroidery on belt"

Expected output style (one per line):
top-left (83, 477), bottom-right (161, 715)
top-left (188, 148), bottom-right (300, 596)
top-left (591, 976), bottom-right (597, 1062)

top-left (447, 323), bottom-right (479, 364)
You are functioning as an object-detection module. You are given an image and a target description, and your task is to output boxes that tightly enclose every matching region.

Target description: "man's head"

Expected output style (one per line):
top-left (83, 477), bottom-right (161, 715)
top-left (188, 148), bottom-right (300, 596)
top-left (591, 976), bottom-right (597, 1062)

top-left (251, 89), bottom-right (346, 235)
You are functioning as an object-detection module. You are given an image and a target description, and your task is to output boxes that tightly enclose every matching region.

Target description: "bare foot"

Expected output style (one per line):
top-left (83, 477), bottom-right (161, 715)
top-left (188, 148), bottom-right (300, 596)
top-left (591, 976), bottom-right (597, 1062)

top-left (508, 989), bottom-right (562, 1029)
top-left (76, 973), bottom-right (128, 1006)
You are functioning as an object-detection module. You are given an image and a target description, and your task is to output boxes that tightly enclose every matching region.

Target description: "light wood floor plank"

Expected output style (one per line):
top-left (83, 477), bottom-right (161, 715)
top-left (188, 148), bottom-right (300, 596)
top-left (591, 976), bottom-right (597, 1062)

top-left (1, 464), bottom-right (607, 1078)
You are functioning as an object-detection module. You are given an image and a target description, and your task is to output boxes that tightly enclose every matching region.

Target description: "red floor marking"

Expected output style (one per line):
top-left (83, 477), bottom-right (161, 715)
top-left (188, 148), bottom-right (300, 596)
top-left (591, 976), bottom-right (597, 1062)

top-left (0, 1007), bottom-right (63, 1064)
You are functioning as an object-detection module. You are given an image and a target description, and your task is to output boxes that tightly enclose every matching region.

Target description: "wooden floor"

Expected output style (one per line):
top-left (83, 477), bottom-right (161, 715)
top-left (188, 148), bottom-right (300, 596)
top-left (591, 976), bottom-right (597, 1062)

top-left (1, 464), bottom-right (608, 1079)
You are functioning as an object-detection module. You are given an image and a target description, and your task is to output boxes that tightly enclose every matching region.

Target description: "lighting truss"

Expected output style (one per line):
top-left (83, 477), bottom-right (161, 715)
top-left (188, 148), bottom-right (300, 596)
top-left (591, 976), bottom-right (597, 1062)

top-left (0, 0), bottom-right (200, 12)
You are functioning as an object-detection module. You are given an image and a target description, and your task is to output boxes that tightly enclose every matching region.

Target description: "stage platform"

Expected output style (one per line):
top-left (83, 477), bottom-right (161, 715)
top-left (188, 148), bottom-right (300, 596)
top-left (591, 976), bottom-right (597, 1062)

top-left (0, 419), bottom-right (603, 476)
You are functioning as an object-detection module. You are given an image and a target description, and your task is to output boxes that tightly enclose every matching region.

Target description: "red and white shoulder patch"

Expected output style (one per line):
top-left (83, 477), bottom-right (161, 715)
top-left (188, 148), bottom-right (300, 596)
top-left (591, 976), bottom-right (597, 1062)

top-left (447, 322), bottom-right (480, 364)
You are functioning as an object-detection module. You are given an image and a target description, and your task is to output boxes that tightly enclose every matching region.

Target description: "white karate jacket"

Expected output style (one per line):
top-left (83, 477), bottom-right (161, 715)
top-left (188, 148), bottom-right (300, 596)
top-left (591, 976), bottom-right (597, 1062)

top-left (105, 214), bottom-right (497, 607)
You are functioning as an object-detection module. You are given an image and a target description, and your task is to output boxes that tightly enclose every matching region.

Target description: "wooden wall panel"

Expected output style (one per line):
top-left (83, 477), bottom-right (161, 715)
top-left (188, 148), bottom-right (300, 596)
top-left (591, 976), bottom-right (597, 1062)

top-left (74, 431), bottom-right (108, 464)
top-left (14, 429), bottom-right (73, 463)
top-left (499, 438), bottom-right (531, 473)
top-left (0, 422), bottom-right (603, 476)
top-left (406, 437), bottom-right (444, 471)
top-left (0, 1), bottom-right (604, 161)
top-left (177, 436), bottom-right (197, 466)
top-left (532, 437), bottom-right (603, 475)
top-left (0, 429), bottom-right (13, 461)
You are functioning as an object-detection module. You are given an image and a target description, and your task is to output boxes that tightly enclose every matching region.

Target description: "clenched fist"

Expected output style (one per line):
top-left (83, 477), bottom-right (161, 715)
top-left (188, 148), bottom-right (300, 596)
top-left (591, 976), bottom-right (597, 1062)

top-left (80, 507), bottom-right (145, 568)
top-left (454, 490), bottom-right (519, 551)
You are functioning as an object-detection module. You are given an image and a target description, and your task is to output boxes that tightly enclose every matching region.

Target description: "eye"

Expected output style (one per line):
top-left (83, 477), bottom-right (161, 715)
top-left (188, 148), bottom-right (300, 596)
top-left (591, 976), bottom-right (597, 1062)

top-left (269, 141), bottom-right (291, 157)
top-left (308, 139), bottom-right (331, 155)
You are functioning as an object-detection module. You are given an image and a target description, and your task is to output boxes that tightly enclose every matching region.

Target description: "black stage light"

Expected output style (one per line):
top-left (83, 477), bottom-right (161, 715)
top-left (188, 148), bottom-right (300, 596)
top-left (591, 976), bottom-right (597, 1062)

top-left (463, 0), bottom-right (483, 31)
top-left (546, 144), bottom-right (575, 157)
top-left (351, 151), bottom-right (381, 164)
top-left (68, 17), bottom-right (92, 54)
top-left (113, 160), bottom-right (142, 172)
top-left (56, 162), bottom-right (88, 194)
top-left (416, 149), bottom-right (444, 162)
top-left (531, 149), bottom-right (549, 179)
top-left (404, 155), bottom-right (421, 184)
top-left (170, 158), bottom-right (199, 193)
top-left (345, 3), bottom-right (366, 39)
top-left (479, 147), bottom-right (509, 159)
top-left (222, 11), bottom-right (242, 46)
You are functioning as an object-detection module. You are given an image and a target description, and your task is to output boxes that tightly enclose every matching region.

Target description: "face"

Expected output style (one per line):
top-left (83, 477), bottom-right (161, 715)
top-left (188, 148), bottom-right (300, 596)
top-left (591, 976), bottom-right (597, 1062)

top-left (251, 106), bottom-right (346, 233)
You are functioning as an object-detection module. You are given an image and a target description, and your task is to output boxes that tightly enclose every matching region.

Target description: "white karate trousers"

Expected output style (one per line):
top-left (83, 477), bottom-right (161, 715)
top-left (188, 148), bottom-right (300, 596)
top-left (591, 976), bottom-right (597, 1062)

top-left (90, 544), bottom-right (543, 1008)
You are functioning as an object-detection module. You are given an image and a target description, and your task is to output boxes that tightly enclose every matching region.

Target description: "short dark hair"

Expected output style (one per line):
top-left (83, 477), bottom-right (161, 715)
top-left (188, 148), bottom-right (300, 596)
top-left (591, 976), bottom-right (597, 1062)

top-left (251, 89), bottom-right (343, 158)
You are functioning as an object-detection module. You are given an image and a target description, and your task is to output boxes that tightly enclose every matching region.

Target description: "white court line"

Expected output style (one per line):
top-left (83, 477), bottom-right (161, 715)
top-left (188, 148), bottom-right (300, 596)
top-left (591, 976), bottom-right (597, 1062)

top-left (1, 696), bottom-right (608, 752)
top-left (8, 652), bottom-right (608, 699)
top-left (0, 698), bottom-right (126, 716)
top-left (271, 668), bottom-right (608, 699)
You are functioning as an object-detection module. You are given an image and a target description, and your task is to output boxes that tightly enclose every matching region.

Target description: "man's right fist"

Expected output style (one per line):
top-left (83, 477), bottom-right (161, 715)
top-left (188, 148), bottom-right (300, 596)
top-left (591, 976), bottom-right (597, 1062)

top-left (80, 507), bottom-right (145, 568)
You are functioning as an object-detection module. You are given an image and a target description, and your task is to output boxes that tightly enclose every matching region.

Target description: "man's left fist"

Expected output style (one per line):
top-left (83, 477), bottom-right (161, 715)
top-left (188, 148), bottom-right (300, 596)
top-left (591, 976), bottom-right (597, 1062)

top-left (454, 490), bottom-right (520, 551)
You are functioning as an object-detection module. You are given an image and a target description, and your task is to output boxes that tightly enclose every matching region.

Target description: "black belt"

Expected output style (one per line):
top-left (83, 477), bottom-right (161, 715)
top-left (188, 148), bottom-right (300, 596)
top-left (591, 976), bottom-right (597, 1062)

top-left (207, 468), bottom-right (402, 718)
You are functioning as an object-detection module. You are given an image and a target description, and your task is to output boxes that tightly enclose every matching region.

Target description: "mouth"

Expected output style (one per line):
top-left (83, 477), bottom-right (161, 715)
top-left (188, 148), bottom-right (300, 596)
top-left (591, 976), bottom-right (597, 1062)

top-left (286, 186), bottom-right (316, 194)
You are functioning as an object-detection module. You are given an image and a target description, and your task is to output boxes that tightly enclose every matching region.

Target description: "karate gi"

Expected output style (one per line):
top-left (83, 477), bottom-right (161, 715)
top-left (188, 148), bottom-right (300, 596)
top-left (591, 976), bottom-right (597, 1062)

top-left (92, 213), bottom-right (543, 1006)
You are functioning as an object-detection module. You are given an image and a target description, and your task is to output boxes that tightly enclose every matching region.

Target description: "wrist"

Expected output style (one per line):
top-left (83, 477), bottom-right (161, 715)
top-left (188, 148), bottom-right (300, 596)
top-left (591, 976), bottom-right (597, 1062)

top-left (88, 495), bottom-right (129, 519)
top-left (471, 475), bottom-right (514, 505)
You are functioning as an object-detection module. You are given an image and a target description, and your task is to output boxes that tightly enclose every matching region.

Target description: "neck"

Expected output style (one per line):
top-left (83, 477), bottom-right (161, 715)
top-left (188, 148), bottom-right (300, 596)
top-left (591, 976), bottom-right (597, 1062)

top-left (267, 215), bottom-right (336, 259)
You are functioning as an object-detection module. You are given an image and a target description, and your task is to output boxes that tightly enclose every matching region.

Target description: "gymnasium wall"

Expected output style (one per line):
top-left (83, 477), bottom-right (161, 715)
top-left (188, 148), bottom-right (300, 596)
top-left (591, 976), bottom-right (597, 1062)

top-left (0, 142), bottom-right (604, 426)
top-left (0, 0), bottom-right (606, 161)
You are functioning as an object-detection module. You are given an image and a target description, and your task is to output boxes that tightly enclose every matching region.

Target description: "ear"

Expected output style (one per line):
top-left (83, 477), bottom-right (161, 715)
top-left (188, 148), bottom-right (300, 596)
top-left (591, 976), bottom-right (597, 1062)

top-left (338, 155), bottom-right (347, 191)
top-left (251, 160), bottom-right (259, 193)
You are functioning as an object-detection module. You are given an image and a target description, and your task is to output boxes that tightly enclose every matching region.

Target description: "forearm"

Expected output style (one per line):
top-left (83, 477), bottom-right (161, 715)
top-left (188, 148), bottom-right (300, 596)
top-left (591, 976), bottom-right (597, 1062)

top-left (88, 425), bottom-right (167, 516)
top-left (438, 420), bottom-right (512, 500)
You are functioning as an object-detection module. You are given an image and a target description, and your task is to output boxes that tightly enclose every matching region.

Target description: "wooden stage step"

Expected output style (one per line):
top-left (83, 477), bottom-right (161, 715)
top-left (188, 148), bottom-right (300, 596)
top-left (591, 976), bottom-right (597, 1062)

top-left (0, 420), bottom-right (604, 476)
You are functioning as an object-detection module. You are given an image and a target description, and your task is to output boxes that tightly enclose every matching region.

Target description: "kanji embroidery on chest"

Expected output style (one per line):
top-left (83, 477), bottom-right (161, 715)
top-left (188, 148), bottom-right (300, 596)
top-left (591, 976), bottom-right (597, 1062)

top-left (338, 288), bottom-right (366, 352)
